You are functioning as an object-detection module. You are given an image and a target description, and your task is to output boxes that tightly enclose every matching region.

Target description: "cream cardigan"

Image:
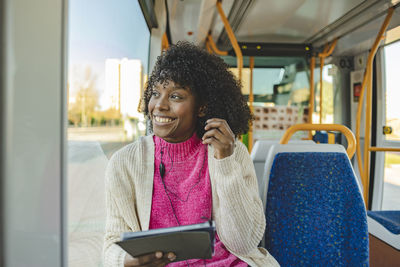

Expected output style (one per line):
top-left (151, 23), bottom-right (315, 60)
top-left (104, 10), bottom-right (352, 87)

top-left (103, 135), bottom-right (279, 267)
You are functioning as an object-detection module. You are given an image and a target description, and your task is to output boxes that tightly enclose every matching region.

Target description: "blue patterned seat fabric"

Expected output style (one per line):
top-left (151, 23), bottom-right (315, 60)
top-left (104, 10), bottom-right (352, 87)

top-left (265, 152), bottom-right (369, 266)
top-left (367, 210), bottom-right (400, 235)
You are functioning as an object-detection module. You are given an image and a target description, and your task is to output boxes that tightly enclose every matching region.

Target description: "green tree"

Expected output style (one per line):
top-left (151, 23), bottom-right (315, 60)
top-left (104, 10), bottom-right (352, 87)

top-left (68, 66), bottom-right (99, 126)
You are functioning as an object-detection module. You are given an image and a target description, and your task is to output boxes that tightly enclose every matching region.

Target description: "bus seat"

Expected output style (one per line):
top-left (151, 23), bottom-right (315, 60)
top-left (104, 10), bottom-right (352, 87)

top-left (367, 210), bottom-right (400, 250)
top-left (251, 140), bottom-right (315, 200)
top-left (260, 144), bottom-right (363, 208)
top-left (264, 144), bottom-right (369, 266)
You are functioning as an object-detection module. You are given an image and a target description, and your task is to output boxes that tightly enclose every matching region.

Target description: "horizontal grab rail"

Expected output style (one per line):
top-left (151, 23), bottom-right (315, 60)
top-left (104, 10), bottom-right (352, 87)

top-left (280, 123), bottom-right (356, 159)
top-left (369, 147), bottom-right (400, 152)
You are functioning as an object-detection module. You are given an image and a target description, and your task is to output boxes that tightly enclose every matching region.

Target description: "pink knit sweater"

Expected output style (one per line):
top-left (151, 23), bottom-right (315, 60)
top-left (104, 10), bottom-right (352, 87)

top-left (150, 134), bottom-right (247, 266)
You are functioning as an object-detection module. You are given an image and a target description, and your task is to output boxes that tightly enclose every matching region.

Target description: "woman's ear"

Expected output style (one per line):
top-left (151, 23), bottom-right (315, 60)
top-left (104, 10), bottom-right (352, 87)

top-left (198, 105), bottom-right (206, 117)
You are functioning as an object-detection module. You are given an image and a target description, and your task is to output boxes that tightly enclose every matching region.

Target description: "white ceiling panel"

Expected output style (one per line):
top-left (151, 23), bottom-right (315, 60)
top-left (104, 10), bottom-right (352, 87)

top-left (234, 0), bottom-right (365, 43)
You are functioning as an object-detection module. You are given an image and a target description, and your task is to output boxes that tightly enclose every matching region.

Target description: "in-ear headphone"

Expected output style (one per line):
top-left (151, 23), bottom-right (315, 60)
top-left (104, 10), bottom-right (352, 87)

top-left (159, 150), bottom-right (165, 179)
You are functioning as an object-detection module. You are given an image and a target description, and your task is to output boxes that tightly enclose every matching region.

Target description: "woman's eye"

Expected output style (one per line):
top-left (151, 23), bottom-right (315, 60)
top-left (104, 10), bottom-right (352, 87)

top-left (151, 91), bottom-right (159, 97)
top-left (170, 94), bottom-right (182, 100)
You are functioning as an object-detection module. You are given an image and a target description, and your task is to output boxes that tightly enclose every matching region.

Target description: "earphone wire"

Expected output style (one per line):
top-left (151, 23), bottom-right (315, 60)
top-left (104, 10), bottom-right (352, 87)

top-left (159, 147), bottom-right (207, 267)
top-left (161, 146), bottom-right (207, 202)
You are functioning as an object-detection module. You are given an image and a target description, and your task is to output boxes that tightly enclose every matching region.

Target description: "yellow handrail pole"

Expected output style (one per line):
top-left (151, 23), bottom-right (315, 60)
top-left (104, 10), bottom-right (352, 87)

top-left (318, 44), bottom-right (329, 124)
top-left (360, 7), bottom-right (394, 205)
top-left (280, 123), bottom-right (356, 159)
top-left (370, 147), bottom-right (400, 152)
top-left (207, 34), bottom-right (228, 56)
top-left (249, 56), bottom-right (254, 152)
top-left (308, 56), bottom-right (316, 139)
top-left (356, 69), bottom-right (369, 181)
top-left (205, 39), bottom-right (213, 54)
top-left (162, 32), bottom-right (169, 51)
top-left (364, 69), bottom-right (374, 205)
top-left (216, 0), bottom-right (243, 82)
top-left (319, 56), bottom-right (324, 124)
top-left (318, 39), bottom-right (338, 124)
top-left (320, 38), bottom-right (338, 58)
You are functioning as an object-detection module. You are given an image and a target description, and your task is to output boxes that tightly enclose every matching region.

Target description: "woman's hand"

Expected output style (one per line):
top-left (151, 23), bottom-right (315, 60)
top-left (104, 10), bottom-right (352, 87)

top-left (124, 251), bottom-right (176, 267)
top-left (202, 118), bottom-right (235, 159)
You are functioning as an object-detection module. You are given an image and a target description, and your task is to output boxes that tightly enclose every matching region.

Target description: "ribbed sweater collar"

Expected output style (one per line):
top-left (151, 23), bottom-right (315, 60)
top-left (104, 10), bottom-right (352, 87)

top-left (153, 133), bottom-right (203, 161)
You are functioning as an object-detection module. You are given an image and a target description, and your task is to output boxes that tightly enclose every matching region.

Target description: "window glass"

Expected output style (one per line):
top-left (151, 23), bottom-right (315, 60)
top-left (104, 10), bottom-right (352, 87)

top-left (382, 152), bottom-right (400, 210)
top-left (312, 64), bottom-right (336, 124)
top-left (384, 41), bottom-right (400, 141)
top-left (230, 61), bottom-right (338, 141)
top-left (253, 68), bottom-right (284, 97)
top-left (67, 0), bottom-right (150, 266)
top-left (381, 41), bottom-right (400, 210)
top-left (230, 60), bottom-right (311, 141)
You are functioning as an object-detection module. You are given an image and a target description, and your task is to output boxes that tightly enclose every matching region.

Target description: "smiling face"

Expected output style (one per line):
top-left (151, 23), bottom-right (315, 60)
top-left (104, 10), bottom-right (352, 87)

top-left (148, 80), bottom-right (199, 143)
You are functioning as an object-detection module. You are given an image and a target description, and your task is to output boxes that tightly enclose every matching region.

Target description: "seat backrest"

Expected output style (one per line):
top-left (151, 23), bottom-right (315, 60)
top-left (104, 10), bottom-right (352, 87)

top-left (264, 146), bottom-right (369, 266)
top-left (252, 140), bottom-right (280, 199)
top-left (251, 140), bottom-right (314, 200)
top-left (261, 144), bottom-right (363, 206)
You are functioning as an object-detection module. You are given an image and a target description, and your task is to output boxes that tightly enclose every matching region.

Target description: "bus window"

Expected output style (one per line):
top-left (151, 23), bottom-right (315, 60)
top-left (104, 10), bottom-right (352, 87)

top-left (67, 0), bottom-right (149, 266)
top-left (229, 57), bottom-right (312, 140)
top-left (381, 40), bottom-right (400, 210)
top-left (310, 64), bottom-right (338, 124)
top-left (383, 152), bottom-right (400, 209)
top-left (383, 41), bottom-right (400, 142)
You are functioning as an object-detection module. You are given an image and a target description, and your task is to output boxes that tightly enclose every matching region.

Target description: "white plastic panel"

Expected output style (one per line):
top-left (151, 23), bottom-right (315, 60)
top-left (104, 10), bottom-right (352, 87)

top-left (368, 216), bottom-right (400, 250)
top-left (235, 0), bottom-right (363, 43)
top-left (1, 0), bottom-right (66, 266)
top-left (251, 140), bottom-right (315, 200)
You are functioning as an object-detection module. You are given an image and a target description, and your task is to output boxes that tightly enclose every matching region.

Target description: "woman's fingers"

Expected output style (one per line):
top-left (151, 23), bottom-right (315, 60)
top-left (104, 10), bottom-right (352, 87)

top-left (141, 253), bottom-right (176, 267)
top-left (202, 128), bottom-right (226, 143)
top-left (204, 119), bottom-right (234, 137)
top-left (202, 118), bottom-right (235, 159)
top-left (124, 252), bottom-right (176, 267)
top-left (203, 119), bottom-right (234, 142)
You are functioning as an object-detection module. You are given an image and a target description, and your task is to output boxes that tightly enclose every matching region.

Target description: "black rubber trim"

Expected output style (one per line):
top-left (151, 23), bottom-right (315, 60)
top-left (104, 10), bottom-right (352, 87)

top-left (369, 56), bottom-right (378, 210)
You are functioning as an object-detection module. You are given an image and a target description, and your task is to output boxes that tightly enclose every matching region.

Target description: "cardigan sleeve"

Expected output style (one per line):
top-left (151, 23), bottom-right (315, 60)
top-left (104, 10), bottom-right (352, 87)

top-left (210, 140), bottom-right (266, 256)
top-left (103, 147), bottom-right (141, 267)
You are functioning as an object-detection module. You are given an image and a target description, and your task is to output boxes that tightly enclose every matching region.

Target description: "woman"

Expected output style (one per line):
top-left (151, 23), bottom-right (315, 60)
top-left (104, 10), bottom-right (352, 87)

top-left (103, 42), bottom-right (279, 267)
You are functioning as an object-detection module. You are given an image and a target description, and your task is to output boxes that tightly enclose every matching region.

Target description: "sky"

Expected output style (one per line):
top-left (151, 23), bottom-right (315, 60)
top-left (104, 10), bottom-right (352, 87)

top-left (68, 0), bottom-right (150, 96)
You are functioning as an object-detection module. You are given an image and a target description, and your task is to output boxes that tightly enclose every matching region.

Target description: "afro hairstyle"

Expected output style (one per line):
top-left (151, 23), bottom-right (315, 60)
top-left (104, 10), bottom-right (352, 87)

top-left (142, 41), bottom-right (252, 138)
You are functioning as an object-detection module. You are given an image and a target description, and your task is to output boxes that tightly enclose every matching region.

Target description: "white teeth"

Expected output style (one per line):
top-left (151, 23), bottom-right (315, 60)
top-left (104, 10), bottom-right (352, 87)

top-left (154, 116), bottom-right (173, 123)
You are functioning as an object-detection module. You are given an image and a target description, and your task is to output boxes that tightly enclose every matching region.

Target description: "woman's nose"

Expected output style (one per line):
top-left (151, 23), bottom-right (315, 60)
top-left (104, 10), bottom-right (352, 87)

top-left (155, 95), bottom-right (169, 110)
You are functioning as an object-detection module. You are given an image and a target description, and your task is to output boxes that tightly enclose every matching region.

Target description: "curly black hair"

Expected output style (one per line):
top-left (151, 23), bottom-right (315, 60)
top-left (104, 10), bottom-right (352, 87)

top-left (142, 41), bottom-right (252, 138)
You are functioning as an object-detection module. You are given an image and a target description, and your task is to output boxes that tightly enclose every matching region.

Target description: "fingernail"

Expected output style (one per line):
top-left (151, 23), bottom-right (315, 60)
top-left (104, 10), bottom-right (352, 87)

top-left (155, 251), bottom-right (162, 258)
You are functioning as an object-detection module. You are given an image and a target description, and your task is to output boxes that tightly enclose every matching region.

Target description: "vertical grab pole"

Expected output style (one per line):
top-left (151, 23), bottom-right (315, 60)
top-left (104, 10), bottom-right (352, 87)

top-left (308, 56), bottom-right (316, 139)
top-left (216, 0), bottom-right (247, 146)
top-left (319, 57), bottom-right (324, 124)
top-left (356, 70), bottom-right (369, 190)
top-left (361, 7), bottom-right (394, 205)
top-left (216, 0), bottom-right (243, 82)
top-left (319, 44), bottom-right (329, 124)
top-left (318, 39), bottom-right (337, 124)
top-left (249, 56), bottom-right (254, 151)
top-left (162, 32), bottom-right (169, 51)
